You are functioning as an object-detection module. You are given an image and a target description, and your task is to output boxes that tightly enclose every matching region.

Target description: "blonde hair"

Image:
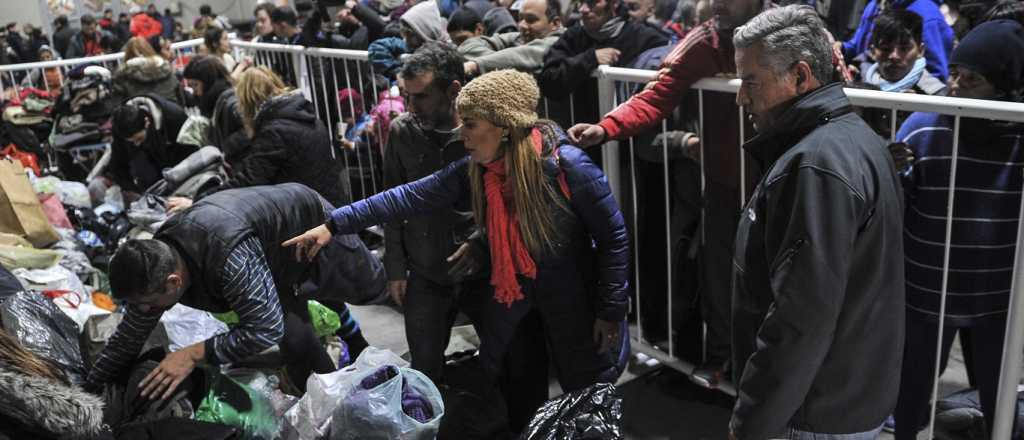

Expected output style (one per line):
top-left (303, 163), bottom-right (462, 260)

top-left (236, 66), bottom-right (290, 135)
top-left (468, 124), bottom-right (568, 256)
top-left (0, 329), bottom-right (68, 384)
top-left (122, 36), bottom-right (158, 61)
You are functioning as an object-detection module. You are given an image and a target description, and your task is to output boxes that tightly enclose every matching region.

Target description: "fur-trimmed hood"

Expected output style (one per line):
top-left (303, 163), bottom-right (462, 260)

top-left (0, 362), bottom-right (105, 438)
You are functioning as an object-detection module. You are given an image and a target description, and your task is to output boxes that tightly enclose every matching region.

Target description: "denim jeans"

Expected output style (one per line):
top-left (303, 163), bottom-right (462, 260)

top-left (784, 425), bottom-right (883, 440)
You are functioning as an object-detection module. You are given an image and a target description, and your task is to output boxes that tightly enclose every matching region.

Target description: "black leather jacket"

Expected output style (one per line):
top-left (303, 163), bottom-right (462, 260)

top-left (730, 83), bottom-right (905, 438)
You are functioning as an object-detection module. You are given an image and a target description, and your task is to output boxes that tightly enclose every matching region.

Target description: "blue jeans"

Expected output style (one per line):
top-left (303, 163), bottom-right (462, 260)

top-left (785, 425), bottom-right (883, 440)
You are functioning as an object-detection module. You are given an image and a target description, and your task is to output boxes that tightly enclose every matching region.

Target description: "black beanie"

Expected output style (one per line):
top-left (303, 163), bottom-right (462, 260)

top-left (950, 19), bottom-right (1024, 96)
top-left (112, 103), bottom-right (149, 138)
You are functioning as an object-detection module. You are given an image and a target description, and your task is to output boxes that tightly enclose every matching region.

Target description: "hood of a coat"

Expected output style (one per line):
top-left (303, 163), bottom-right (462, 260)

top-left (124, 94), bottom-right (166, 131)
top-left (0, 364), bottom-right (105, 438)
top-left (253, 91), bottom-right (316, 128)
top-left (119, 56), bottom-right (174, 84)
top-left (400, 1), bottom-right (451, 44)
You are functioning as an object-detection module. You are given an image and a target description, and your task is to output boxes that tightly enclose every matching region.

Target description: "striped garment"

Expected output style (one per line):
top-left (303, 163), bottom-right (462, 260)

top-left (898, 112), bottom-right (1024, 325)
top-left (87, 236), bottom-right (284, 386)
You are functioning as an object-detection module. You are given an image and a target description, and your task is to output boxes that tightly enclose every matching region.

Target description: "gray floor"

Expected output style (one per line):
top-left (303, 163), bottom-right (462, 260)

top-left (349, 305), bottom-right (976, 440)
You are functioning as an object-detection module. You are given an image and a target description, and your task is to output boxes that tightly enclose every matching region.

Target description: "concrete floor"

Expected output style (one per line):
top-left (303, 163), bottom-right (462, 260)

top-left (349, 305), bottom-right (978, 440)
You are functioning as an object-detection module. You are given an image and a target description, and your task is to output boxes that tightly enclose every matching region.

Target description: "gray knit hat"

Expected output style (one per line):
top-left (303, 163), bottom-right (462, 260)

top-left (455, 70), bottom-right (539, 129)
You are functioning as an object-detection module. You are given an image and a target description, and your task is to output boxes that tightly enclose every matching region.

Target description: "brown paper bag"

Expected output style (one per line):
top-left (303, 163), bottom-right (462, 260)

top-left (0, 159), bottom-right (59, 247)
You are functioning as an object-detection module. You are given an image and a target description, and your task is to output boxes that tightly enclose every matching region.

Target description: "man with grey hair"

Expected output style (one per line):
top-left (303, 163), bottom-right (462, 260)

top-left (729, 5), bottom-right (904, 439)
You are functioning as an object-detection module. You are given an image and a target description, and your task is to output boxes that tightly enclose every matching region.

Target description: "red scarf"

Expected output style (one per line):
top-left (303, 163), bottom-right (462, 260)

top-left (481, 130), bottom-right (546, 306)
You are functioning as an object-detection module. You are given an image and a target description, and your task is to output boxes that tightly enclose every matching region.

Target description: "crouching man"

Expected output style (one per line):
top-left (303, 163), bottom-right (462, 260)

top-left (729, 5), bottom-right (905, 439)
top-left (87, 183), bottom-right (384, 397)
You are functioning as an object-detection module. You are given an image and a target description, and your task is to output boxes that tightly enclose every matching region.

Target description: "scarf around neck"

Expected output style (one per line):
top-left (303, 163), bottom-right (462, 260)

top-left (584, 16), bottom-right (626, 42)
top-left (482, 129), bottom-right (547, 306)
top-left (865, 57), bottom-right (927, 92)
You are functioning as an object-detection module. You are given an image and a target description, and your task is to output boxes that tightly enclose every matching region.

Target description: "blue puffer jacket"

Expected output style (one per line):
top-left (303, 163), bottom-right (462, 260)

top-left (327, 123), bottom-right (631, 387)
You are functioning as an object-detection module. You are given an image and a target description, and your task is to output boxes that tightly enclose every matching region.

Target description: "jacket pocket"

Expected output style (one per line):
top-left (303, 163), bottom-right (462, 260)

top-left (769, 238), bottom-right (806, 276)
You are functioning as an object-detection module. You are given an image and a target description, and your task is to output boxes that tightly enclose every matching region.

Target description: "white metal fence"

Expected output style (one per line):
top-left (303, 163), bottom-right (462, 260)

top-left (4, 37), bottom-right (1024, 437)
top-left (0, 38), bottom-right (204, 97)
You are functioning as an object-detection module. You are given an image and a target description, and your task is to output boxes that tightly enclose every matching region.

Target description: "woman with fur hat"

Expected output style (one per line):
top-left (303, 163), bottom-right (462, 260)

top-left (285, 69), bottom-right (630, 431)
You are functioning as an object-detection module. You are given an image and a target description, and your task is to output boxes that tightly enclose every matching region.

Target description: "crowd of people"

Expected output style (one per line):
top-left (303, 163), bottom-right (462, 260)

top-left (1, 0), bottom-right (1024, 438)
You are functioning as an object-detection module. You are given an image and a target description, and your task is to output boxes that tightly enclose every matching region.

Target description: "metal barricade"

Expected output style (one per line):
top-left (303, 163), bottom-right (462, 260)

top-left (596, 64), bottom-right (1024, 435)
top-left (0, 38), bottom-right (203, 98)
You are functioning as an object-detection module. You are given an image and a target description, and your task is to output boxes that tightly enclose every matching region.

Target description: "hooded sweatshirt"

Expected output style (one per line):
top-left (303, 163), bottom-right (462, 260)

top-left (483, 7), bottom-right (517, 35)
top-left (400, 1), bottom-right (451, 44)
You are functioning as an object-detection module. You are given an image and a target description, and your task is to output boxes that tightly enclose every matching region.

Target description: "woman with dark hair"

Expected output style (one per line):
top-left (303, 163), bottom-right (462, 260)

top-left (203, 27), bottom-right (251, 79)
top-left (182, 55), bottom-right (248, 163)
top-left (286, 70), bottom-right (631, 432)
top-left (105, 94), bottom-right (195, 196)
top-left (148, 34), bottom-right (175, 63)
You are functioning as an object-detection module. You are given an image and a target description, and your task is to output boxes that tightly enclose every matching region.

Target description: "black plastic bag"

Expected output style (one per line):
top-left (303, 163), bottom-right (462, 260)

top-left (520, 383), bottom-right (623, 440)
top-left (0, 291), bottom-right (88, 385)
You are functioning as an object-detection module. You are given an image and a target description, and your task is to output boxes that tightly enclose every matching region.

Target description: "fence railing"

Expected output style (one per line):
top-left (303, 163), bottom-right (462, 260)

top-left (4, 38), bottom-right (1024, 437)
top-left (0, 38), bottom-right (204, 98)
top-left (596, 64), bottom-right (1024, 438)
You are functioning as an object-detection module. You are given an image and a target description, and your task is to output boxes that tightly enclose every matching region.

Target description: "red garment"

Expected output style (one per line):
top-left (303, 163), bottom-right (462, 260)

top-left (83, 34), bottom-right (103, 56)
top-left (483, 156), bottom-right (537, 306)
top-left (598, 19), bottom-right (732, 140)
top-left (130, 13), bottom-right (163, 38)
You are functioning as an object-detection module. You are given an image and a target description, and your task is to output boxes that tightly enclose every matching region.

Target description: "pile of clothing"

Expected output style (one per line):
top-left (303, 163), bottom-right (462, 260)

top-left (49, 65), bottom-right (115, 182)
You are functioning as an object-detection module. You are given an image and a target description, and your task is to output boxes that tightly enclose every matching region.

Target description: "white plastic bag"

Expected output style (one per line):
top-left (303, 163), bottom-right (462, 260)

top-left (284, 347), bottom-right (408, 440)
top-left (329, 366), bottom-right (444, 440)
top-left (57, 180), bottom-right (92, 208)
top-left (160, 304), bottom-right (229, 352)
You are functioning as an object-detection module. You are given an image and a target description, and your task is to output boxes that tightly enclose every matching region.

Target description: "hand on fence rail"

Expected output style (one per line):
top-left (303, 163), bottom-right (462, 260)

top-left (651, 131), bottom-right (702, 162)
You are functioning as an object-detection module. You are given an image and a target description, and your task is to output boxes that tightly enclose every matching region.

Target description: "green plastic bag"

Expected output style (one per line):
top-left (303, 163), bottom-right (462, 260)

top-left (307, 300), bottom-right (340, 338)
top-left (212, 311), bottom-right (240, 326)
top-left (194, 367), bottom-right (280, 440)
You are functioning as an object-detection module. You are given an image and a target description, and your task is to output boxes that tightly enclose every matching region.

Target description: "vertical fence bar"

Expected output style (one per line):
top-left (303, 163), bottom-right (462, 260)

top-left (926, 115), bottom-right (961, 440)
top-left (698, 89), bottom-right (706, 245)
top-left (662, 118), bottom-right (675, 359)
top-left (356, 62), bottom-right (378, 196)
top-left (890, 108), bottom-right (898, 142)
top-left (330, 59), bottom-right (354, 197)
top-left (342, 58), bottom-right (367, 201)
top-left (994, 169), bottom-right (1024, 439)
top-left (316, 55), bottom-right (337, 160)
top-left (595, 68), bottom-right (621, 203)
top-left (629, 134), bottom-right (643, 344)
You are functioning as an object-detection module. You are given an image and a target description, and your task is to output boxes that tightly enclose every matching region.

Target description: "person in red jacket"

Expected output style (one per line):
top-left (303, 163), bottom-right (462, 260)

top-left (129, 5), bottom-right (163, 39)
top-left (566, 0), bottom-right (764, 390)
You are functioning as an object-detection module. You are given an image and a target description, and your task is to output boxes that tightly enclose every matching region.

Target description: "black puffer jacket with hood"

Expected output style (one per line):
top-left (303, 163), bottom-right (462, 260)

top-left (226, 91), bottom-right (345, 206)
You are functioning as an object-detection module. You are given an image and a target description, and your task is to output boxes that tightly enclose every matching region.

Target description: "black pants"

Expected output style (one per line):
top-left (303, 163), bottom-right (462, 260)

top-left (701, 182), bottom-right (739, 366)
top-left (497, 309), bottom-right (551, 433)
top-left (279, 296), bottom-right (338, 392)
top-left (895, 312), bottom-right (1008, 439)
top-left (404, 270), bottom-right (483, 383)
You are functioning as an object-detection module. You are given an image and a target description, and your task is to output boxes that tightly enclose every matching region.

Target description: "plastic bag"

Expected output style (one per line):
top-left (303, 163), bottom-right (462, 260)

top-left (520, 383), bottom-right (623, 440)
top-left (284, 347), bottom-right (408, 440)
top-left (0, 244), bottom-right (62, 270)
top-left (39, 193), bottom-right (73, 229)
top-left (32, 175), bottom-right (61, 194)
top-left (160, 304), bottom-right (229, 352)
top-left (0, 291), bottom-right (88, 384)
top-left (308, 300), bottom-right (341, 338)
top-left (195, 366), bottom-right (281, 440)
top-left (226, 369), bottom-right (300, 417)
top-left (329, 366), bottom-right (444, 440)
top-left (57, 180), bottom-right (92, 209)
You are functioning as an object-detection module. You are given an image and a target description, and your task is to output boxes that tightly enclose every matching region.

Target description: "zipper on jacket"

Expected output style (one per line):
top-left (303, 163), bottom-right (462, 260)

top-left (771, 238), bottom-right (806, 274)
